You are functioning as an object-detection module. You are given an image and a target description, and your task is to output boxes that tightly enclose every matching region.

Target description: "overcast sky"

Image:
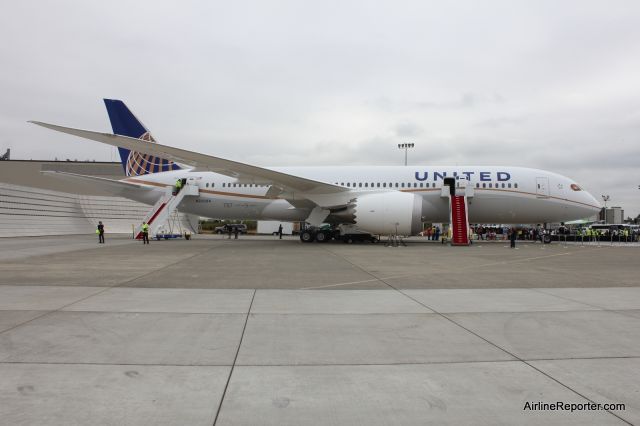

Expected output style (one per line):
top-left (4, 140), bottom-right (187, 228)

top-left (1, 1), bottom-right (639, 216)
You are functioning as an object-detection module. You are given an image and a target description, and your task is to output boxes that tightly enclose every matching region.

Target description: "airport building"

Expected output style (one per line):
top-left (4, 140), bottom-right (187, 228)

top-left (604, 207), bottom-right (625, 224)
top-left (0, 160), bottom-right (196, 237)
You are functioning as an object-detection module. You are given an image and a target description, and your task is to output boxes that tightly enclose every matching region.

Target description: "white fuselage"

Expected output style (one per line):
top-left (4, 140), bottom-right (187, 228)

top-left (123, 166), bottom-right (601, 229)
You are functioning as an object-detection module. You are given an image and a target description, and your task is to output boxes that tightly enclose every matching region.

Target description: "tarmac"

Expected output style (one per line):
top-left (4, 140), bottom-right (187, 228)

top-left (0, 234), bottom-right (638, 425)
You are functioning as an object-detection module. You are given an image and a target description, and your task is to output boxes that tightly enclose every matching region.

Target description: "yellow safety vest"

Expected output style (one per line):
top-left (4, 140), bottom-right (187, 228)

top-left (142, 224), bottom-right (149, 232)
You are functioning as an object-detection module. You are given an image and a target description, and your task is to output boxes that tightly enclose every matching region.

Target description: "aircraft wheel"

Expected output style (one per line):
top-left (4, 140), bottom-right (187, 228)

top-left (315, 231), bottom-right (329, 243)
top-left (300, 230), bottom-right (315, 243)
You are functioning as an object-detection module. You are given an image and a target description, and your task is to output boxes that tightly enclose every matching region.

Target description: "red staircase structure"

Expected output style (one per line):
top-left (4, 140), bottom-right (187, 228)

top-left (450, 195), bottom-right (470, 245)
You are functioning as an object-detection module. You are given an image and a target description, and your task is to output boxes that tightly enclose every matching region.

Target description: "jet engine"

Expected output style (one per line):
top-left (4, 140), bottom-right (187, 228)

top-left (351, 191), bottom-right (423, 235)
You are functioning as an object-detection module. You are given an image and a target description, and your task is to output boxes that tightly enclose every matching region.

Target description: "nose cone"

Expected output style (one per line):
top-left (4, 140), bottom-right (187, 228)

top-left (578, 190), bottom-right (601, 218)
top-left (584, 191), bottom-right (601, 209)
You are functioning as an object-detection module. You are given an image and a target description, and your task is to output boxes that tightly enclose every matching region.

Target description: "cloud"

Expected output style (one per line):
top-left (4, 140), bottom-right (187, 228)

top-left (1, 0), bottom-right (640, 216)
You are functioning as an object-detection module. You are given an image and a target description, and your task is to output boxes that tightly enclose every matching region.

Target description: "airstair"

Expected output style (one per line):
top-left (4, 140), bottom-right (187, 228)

top-left (135, 182), bottom-right (199, 239)
top-left (442, 178), bottom-right (472, 246)
top-left (450, 195), bottom-right (470, 245)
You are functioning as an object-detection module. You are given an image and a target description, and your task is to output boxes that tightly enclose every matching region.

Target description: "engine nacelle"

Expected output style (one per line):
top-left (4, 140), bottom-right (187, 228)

top-left (353, 192), bottom-right (423, 235)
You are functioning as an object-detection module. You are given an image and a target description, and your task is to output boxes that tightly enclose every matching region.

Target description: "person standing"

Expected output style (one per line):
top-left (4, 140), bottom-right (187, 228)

top-left (174, 178), bottom-right (183, 195)
top-left (97, 221), bottom-right (105, 244)
top-left (278, 224), bottom-right (283, 239)
top-left (141, 221), bottom-right (150, 244)
top-left (233, 226), bottom-right (239, 239)
top-left (509, 227), bottom-right (517, 248)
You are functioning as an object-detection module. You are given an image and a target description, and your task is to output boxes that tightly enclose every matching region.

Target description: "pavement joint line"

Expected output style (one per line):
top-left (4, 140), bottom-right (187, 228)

top-left (321, 246), bottom-right (634, 426)
top-left (0, 243), bottom-right (226, 337)
top-left (531, 288), bottom-right (640, 321)
top-left (49, 310), bottom-right (252, 315)
top-left (299, 278), bottom-right (381, 290)
top-left (300, 273), bottom-right (440, 289)
top-left (319, 246), bottom-right (580, 285)
top-left (2, 354), bottom-right (640, 367)
top-left (433, 310), bottom-right (634, 425)
top-left (458, 251), bottom-right (574, 270)
top-left (0, 238), bottom-right (137, 263)
top-left (225, 310), bottom-right (611, 316)
top-left (212, 289), bottom-right (256, 426)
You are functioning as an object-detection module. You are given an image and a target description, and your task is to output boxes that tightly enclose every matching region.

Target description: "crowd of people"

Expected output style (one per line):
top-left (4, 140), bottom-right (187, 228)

top-left (470, 225), bottom-right (639, 242)
top-left (472, 225), bottom-right (549, 241)
top-left (421, 224), bottom-right (640, 243)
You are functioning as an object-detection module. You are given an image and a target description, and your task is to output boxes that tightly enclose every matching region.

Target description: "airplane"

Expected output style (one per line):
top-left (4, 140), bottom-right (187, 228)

top-left (29, 99), bottom-right (601, 243)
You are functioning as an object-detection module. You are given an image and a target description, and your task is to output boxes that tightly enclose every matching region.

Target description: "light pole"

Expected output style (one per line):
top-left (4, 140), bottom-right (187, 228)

top-left (601, 195), bottom-right (610, 223)
top-left (398, 143), bottom-right (414, 166)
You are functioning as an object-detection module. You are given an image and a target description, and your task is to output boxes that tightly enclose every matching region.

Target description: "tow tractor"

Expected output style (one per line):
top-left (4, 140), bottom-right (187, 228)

top-left (299, 224), bottom-right (378, 244)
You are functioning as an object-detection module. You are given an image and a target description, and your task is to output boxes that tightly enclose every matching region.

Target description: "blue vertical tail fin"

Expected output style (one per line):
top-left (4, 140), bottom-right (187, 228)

top-left (103, 99), bottom-right (181, 176)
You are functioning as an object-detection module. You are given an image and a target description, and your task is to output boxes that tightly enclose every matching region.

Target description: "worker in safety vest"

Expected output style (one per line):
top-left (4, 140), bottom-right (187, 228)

top-left (175, 178), bottom-right (183, 194)
top-left (97, 221), bottom-right (105, 244)
top-left (141, 221), bottom-right (150, 245)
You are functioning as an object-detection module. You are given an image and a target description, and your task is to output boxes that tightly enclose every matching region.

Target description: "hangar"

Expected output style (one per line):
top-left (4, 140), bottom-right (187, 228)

top-left (0, 160), bottom-right (196, 237)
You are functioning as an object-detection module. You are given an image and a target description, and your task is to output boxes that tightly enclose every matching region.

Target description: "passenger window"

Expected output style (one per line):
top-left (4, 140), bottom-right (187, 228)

top-left (211, 183), bottom-right (215, 187)
top-left (401, 183), bottom-right (405, 188)
top-left (476, 183), bottom-right (479, 188)
top-left (514, 183), bottom-right (518, 188)
top-left (508, 183), bottom-right (512, 188)
top-left (488, 183), bottom-right (492, 188)
top-left (365, 183), bottom-right (369, 187)
top-left (395, 183), bottom-right (399, 188)
top-left (377, 183), bottom-right (380, 187)
top-left (222, 183), bottom-right (226, 188)
top-left (358, 183), bottom-right (362, 187)
top-left (206, 183), bottom-right (209, 188)
top-left (419, 183), bottom-right (423, 188)
top-left (501, 183), bottom-right (505, 188)
top-left (482, 183), bottom-right (486, 188)
top-left (383, 183), bottom-right (387, 188)
top-left (347, 183), bottom-right (351, 187)
top-left (413, 183), bottom-right (417, 188)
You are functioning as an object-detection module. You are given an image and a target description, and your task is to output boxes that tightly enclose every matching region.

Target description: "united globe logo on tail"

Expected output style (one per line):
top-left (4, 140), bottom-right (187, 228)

top-left (124, 132), bottom-right (180, 176)
top-left (104, 99), bottom-right (181, 177)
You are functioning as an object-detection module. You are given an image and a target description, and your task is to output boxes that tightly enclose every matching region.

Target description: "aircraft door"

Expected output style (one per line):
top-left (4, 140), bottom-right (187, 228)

top-left (536, 177), bottom-right (550, 198)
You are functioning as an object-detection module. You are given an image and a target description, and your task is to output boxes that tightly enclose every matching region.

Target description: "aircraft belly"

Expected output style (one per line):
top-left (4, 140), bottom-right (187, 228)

top-left (468, 192), bottom-right (573, 223)
top-left (178, 196), bottom-right (309, 221)
top-left (419, 191), bottom-right (578, 224)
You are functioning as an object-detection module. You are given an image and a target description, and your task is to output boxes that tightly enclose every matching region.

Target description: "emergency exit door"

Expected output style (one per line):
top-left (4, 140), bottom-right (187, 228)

top-left (536, 177), bottom-right (550, 198)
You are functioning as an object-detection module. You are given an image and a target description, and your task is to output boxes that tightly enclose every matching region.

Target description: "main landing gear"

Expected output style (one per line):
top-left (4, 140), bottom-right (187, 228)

top-left (299, 227), bottom-right (378, 244)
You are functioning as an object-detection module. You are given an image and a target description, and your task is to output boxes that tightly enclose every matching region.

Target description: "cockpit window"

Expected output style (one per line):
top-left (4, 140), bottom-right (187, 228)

top-left (570, 183), bottom-right (582, 191)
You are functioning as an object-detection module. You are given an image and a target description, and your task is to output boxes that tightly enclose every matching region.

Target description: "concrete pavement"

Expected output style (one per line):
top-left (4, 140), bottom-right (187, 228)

top-left (0, 236), bottom-right (638, 425)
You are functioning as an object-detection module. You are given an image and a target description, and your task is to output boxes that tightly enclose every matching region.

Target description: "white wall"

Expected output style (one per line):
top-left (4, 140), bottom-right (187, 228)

top-left (0, 183), bottom-right (195, 237)
top-left (257, 221), bottom-right (294, 235)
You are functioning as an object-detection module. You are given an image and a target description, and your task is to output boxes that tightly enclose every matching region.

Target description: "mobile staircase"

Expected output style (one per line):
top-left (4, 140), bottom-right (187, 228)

top-left (442, 177), bottom-right (472, 246)
top-left (135, 182), bottom-right (199, 239)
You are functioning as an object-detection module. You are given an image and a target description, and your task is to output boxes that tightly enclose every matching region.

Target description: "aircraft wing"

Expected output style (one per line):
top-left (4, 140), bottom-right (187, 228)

top-left (30, 121), bottom-right (348, 196)
top-left (41, 171), bottom-right (159, 199)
